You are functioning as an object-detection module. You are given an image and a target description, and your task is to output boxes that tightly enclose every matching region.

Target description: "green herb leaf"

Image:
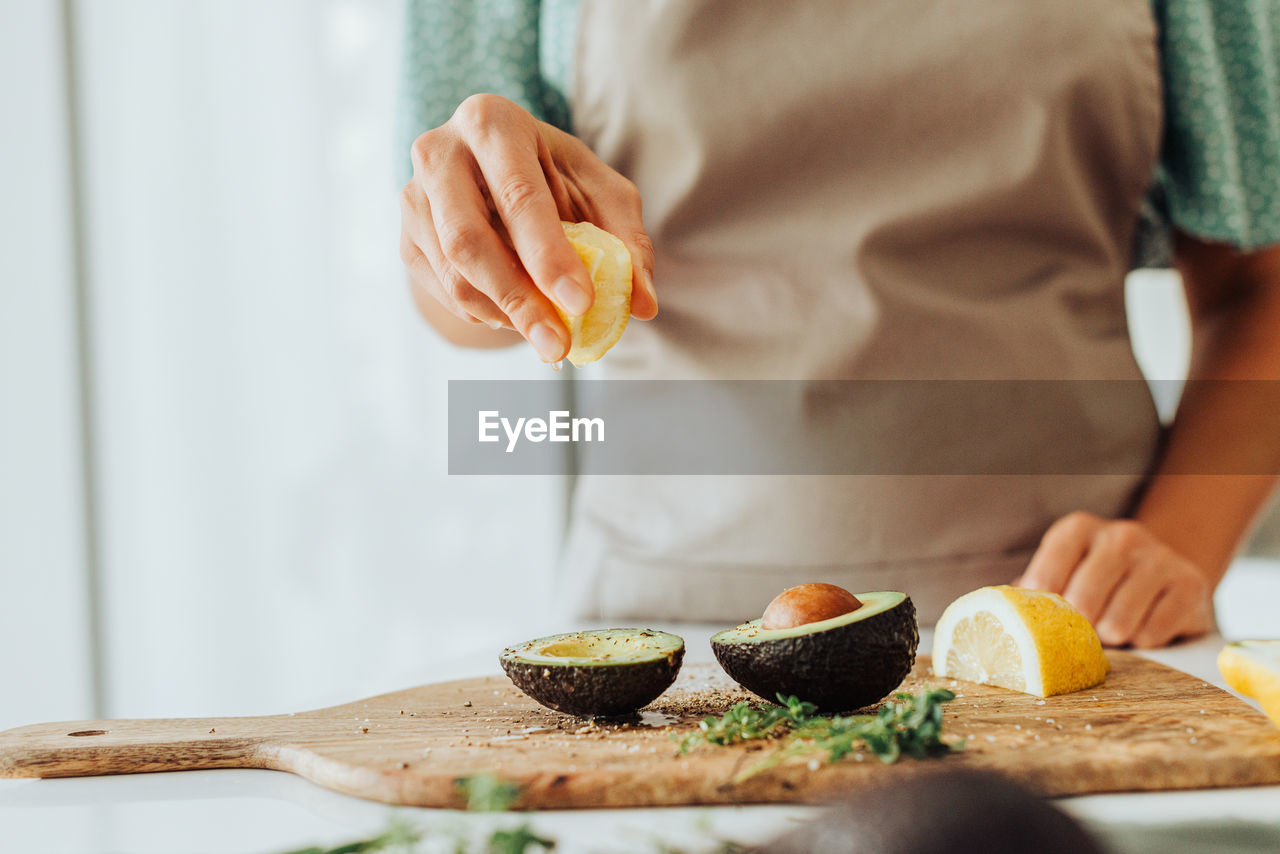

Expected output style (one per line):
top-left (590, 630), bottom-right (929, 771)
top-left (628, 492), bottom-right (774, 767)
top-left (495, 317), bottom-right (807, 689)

top-left (280, 820), bottom-right (421, 854)
top-left (676, 687), bottom-right (961, 782)
top-left (485, 825), bottom-right (556, 854)
top-left (456, 773), bottom-right (523, 812)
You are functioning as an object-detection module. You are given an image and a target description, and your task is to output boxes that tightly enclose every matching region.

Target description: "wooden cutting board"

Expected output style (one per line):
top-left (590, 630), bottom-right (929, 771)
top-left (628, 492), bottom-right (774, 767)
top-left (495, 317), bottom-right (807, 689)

top-left (3, 653), bottom-right (1279, 809)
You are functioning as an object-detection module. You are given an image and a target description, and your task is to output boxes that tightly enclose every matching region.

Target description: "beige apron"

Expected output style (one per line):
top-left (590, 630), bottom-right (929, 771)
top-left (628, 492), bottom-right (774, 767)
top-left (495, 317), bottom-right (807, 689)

top-left (560, 0), bottom-right (1164, 623)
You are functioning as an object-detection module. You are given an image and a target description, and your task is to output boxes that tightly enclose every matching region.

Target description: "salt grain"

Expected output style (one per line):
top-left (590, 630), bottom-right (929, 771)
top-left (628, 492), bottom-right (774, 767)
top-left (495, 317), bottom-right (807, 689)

top-left (1084, 724), bottom-right (1092, 731)
top-left (985, 735), bottom-right (995, 742)
top-left (1035, 700), bottom-right (1046, 706)
top-left (808, 759), bottom-right (821, 771)
top-left (1189, 737), bottom-right (1198, 744)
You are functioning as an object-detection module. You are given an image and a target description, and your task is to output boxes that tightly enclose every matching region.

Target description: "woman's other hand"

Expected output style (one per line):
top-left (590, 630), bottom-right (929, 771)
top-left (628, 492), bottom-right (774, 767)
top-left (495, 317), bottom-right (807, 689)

top-left (399, 94), bottom-right (658, 361)
top-left (1015, 511), bottom-right (1214, 648)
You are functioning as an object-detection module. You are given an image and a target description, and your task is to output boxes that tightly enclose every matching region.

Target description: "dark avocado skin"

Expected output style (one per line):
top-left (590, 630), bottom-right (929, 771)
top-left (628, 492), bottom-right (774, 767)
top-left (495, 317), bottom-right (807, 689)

top-left (712, 596), bottom-right (918, 712)
top-left (501, 647), bottom-right (684, 717)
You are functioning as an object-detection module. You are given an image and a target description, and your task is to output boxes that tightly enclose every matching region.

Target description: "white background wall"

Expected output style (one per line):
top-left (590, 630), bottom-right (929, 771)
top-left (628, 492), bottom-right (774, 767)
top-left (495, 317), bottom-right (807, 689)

top-left (1, 0), bottom-right (94, 732)
top-left (2, 0), bottom-right (565, 729)
top-left (0, 1), bottom-right (1274, 733)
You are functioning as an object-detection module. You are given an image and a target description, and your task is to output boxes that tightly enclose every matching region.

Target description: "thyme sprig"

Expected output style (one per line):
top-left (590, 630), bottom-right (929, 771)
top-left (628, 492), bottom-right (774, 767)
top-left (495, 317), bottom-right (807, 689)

top-left (677, 687), bottom-right (961, 781)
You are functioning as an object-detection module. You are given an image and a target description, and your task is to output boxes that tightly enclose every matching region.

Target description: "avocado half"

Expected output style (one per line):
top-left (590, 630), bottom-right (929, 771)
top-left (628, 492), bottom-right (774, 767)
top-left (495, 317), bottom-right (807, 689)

top-left (711, 591), bottom-right (918, 712)
top-left (499, 628), bottom-right (685, 717)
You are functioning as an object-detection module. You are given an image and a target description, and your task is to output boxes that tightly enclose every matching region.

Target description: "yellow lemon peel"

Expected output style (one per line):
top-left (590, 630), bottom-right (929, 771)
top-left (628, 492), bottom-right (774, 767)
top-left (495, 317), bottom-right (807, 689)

top-left (1219, 640), bottom-right (1280, 728)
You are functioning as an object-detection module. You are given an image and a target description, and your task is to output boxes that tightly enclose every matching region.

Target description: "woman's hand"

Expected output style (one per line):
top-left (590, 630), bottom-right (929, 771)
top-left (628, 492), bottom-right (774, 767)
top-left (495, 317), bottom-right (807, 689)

top-left (1015, 512), bottom-right (1215, 648)
top-left (399, 94), bottom-right (658, 361)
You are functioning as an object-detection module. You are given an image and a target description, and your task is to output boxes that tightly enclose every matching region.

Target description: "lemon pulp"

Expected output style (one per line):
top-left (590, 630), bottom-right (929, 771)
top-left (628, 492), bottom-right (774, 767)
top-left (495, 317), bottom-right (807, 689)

top-left (556, 221), bottom-right (632, 367)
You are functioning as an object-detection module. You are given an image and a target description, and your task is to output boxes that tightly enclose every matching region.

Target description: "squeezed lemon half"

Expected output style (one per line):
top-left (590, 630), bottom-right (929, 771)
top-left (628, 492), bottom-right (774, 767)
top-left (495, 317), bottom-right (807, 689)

top-left (555, 221), bottom-right (632, 367)
top-left (932, 585), bottom-right (1109, 697)
top-left (1219, 640), bottom-right (1280, 728)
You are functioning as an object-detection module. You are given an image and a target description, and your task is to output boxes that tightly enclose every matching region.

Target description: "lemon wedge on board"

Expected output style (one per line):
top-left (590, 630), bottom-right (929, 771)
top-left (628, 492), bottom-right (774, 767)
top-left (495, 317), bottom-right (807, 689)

top-left (932, 585), bottom-right (1109, 697)
top-left (1219, 640), bottom-right (1280, 727)
top-left (556, 221), bottom-right (632, 367)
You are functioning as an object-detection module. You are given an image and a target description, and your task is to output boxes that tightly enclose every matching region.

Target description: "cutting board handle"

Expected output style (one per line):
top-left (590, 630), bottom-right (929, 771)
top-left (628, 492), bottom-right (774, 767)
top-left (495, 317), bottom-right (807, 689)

top-left (0, 715), bottom-right (280, 779)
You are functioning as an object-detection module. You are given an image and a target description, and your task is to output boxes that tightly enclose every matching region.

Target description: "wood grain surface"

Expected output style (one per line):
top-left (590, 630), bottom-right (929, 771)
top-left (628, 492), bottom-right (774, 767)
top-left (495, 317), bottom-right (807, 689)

top-left (3, 653), bottom-right (1279, 809)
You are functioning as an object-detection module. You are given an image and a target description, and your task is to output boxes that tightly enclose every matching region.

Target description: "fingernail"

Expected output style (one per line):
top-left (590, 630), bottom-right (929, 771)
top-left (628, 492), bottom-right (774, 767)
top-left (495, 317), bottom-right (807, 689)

top-left (640, 269), bottom-right (657, 303)
top-left (486, 319), bottom-right (504, 330)
top-left (529, 323), bottom-right (563, 362)
top-left (554, 276), bottom-right (591, 316)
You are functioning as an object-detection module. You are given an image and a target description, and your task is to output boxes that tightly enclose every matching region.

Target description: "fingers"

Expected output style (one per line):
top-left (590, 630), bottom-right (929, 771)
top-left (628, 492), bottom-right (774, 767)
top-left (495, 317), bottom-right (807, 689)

top-left (1061, 521), bottom-right (1143, 623)
top-left (1018, 511), bottom-right (1105, 593)
top-left (420, 170), bottom-right (570, 361)
top-left (400, 184), bottom-right (511, 330)
top-left (1092, 562), bottom-right (1161, 646)
top-left (592, 177), bottom-right (659, 320)
top-left (537, 125), bottom-right (658, 320)
top-left (406, 120), bottom-right (570, 360)
top-left (458, 96), bottom-right (596, 318)
top-left (1129, 574), bottom-right (1213, 649)
top-left (1129, 589), bottom-right (1181, 649)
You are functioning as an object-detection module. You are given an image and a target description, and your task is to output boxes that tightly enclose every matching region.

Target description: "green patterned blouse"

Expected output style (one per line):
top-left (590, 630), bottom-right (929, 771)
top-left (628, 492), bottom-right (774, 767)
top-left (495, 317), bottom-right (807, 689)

top-left (400, 0), bottom-right (1280, 263)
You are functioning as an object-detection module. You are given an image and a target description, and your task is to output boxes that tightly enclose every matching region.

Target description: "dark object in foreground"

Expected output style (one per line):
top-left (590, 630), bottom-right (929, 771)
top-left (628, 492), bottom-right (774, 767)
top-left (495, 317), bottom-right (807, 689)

top-left (712, 591), bottom-right (918, 711)
top-left (759, 769), bottom-right (1105, 854)
top-left (500, 628), bottom-right (685, 716)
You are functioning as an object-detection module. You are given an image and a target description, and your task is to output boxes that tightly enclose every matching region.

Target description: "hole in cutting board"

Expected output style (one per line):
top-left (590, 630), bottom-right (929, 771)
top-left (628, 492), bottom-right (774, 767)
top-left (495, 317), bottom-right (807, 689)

top-left (66, 730), bottom-right (108, 737)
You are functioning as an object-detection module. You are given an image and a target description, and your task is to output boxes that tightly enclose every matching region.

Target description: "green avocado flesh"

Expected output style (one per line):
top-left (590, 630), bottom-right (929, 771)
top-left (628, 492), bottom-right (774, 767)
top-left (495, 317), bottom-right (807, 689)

top-left (500, 628), bottom-right (685, 717)
top-left (711, 591), bottom-right (918, 712)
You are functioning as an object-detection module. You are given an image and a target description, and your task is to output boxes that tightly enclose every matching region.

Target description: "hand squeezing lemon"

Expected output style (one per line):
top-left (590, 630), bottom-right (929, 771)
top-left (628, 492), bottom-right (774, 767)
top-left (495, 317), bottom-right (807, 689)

top-left (556, 221), bottom-right (632, 367)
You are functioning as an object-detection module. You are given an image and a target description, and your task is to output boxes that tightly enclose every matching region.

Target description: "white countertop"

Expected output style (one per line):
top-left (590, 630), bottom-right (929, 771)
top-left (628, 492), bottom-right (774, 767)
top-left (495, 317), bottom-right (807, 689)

top-left (4, 560), bottom-right (1280, 854)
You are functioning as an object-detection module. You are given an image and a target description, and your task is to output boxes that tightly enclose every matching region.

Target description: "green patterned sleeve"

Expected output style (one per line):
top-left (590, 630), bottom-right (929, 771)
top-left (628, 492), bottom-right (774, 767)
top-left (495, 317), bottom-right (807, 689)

top-left (1156, 0), bottom-right (1280, 251)
top-left (398, 0), bottom-right (574, 181)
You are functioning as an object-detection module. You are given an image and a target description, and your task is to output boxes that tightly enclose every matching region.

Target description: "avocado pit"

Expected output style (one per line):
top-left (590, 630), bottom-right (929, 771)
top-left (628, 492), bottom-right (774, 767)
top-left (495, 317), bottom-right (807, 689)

top-left (762, 582), bottom-right (863, 630)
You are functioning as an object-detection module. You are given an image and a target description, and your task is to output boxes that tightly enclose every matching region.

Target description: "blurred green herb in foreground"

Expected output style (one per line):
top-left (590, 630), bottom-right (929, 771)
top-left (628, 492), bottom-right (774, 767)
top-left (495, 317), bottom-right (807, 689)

top-left (280, 775), bottom-right (551, 854)
top-left (281, 819), bottom-right (421, 854)
top-left (455, 773), bottom-right (524, 812)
